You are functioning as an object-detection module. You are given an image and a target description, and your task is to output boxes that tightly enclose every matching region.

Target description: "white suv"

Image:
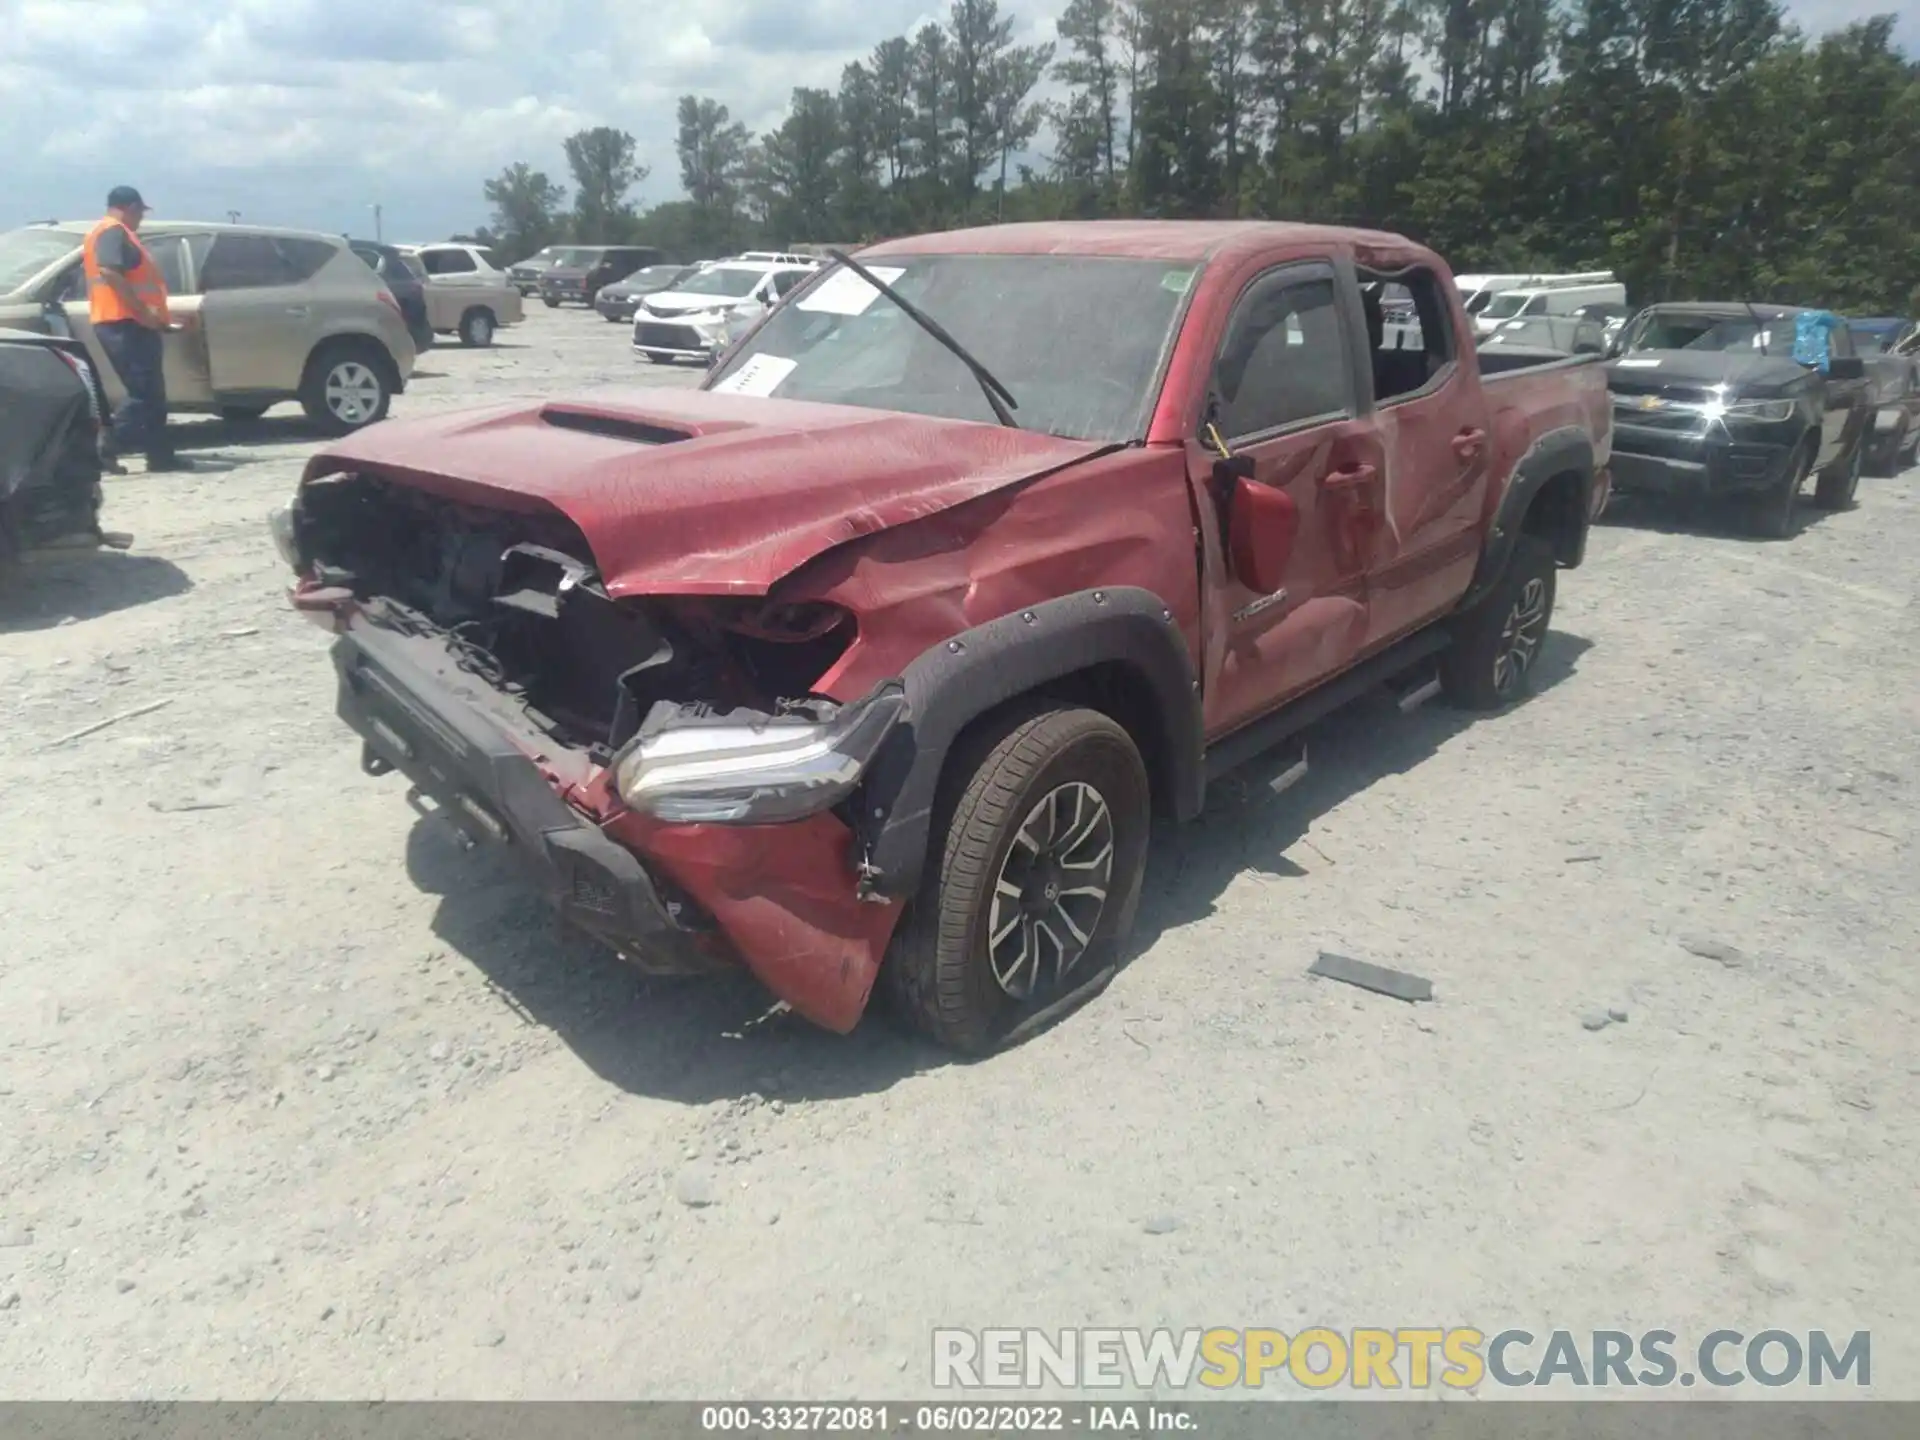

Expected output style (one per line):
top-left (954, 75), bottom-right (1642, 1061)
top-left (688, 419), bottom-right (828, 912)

top-left (631, 259), bottom-right (816, 364)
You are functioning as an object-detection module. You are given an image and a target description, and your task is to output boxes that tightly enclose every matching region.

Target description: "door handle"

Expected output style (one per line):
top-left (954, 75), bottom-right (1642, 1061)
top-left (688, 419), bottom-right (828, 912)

top-left (1452, 427), bottom-right (1487, 459)
top-left (1321, 462), bottom-right (1377, 491)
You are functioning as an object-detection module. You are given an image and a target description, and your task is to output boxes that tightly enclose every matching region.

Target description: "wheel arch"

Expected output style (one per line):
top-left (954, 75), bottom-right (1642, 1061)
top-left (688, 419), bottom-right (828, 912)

top-left (1463, 426), bottom-right (1594, 609)
top-left (303, 331), bottom-right (400, 393)
top-left (852, 586), bottom-right (1204, 901)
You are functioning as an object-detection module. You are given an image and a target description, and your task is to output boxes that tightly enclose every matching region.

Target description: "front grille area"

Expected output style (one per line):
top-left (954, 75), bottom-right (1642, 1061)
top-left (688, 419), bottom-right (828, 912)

top-left (634, 322), bottom-right (703, 351)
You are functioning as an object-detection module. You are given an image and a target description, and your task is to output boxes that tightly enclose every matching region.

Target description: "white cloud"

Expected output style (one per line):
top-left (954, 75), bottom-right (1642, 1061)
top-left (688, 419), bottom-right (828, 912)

top-left (0, 0), bottom-right (1907, 244)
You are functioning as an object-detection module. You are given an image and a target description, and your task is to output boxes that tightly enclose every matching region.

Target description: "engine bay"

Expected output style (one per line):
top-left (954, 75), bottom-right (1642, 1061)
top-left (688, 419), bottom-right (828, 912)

top-left (294, 472), bottom-right (857, 760)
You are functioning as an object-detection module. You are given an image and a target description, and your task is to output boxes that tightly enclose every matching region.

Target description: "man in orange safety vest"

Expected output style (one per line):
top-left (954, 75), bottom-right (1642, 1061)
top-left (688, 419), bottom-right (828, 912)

top-left (84, 185), bottom-right (189, 472)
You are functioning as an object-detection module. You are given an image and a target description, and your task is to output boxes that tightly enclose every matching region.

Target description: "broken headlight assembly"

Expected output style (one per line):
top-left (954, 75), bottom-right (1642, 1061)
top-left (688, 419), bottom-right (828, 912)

top-left (612, 682), bottom-right (907, 824)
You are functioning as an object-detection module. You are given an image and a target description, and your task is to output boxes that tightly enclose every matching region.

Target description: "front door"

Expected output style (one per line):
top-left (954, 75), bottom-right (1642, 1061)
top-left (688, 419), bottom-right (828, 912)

top-left (1192, 262), bottom-right (1382, 739)
top-left (57, 232), bottom-right (213, 406)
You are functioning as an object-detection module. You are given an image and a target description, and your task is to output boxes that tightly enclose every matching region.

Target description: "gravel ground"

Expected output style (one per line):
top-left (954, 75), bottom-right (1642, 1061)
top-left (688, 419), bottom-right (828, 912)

top-left (1, 305), bottom-right (1916, 1400)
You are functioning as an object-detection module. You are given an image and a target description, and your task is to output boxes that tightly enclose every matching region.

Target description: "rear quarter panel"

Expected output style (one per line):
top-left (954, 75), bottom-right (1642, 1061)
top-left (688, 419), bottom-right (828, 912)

top-left (1480, 356), bottom-right (1613, 519)
top-left (313, 251), bottom-right (415, 379)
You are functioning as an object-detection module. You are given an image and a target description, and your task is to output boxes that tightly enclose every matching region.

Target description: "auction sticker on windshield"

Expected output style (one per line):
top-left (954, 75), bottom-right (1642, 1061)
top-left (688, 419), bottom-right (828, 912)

top-left (799, 266), bottom-right (906, 316)
top-left (711, 353), bottom-right (798, 397)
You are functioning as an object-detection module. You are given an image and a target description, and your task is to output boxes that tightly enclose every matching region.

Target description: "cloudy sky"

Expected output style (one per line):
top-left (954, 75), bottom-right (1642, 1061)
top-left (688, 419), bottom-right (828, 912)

top-left (2, 0), bottom-right (1911, 245)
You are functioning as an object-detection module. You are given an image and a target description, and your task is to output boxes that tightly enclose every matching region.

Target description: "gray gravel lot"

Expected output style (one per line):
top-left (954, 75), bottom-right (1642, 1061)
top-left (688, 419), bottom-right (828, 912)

top-left (2, 306), bottom-right (1916, 1398)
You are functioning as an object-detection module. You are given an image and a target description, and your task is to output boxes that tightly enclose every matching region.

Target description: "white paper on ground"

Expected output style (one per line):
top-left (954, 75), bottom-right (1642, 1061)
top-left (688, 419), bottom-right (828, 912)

top-left (797, 266), bottom-right (905, 316)
top-left (711, 353), bottom-right (798, 397)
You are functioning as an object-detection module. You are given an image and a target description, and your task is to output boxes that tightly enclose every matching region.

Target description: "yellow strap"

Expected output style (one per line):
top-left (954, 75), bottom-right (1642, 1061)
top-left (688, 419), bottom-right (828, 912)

top-left (1205, 422), bottom-right (1233, 458)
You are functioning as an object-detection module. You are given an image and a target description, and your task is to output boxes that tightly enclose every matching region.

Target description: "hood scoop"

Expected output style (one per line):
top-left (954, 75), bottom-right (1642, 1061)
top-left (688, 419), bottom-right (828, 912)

top-left (539, 404), bottom-right (690, 446)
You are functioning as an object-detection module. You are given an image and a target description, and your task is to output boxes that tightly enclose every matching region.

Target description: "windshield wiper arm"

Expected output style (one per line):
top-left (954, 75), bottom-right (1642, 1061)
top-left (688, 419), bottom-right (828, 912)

top-left (825, 248), bottom-right (1020, 428)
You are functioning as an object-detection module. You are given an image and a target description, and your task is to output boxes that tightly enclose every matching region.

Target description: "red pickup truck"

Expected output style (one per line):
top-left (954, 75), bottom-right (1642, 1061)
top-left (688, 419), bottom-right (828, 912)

top-left (276, 221), bottom-right (1611, 1052)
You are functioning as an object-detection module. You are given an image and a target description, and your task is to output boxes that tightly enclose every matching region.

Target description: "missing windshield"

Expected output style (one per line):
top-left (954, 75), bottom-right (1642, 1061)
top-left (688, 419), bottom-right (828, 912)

top-left (705, 254), bottom-right (1198, 444)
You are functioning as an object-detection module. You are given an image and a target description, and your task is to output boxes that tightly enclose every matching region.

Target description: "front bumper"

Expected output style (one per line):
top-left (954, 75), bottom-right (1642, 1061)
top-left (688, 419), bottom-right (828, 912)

top-left (542, 280), bottom-right (590, 303)
top-left (632, 317), bottom-right (719, 360)
top-left (326, 617), bottom-right (904, 1031)
top-left (333, 624), bottom-right (716, 972)
top-left (595, 295), bottom-right (640, 321)
top-left (1608, 421), bottom-right (1799, 498)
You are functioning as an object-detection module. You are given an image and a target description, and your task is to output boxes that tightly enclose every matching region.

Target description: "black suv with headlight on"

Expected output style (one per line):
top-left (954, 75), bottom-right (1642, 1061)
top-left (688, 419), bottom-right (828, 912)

top-left (1605, 302), bottom-right (1873, 537)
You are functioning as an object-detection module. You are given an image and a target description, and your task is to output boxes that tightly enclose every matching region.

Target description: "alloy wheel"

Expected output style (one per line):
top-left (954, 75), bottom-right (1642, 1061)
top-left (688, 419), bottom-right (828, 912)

top-left (986, 781), bottom-right (1114, 999)
top-left (1492, 576), bottom-right (1549, 695)
top-left (325, 362), bottom-right (383, 426)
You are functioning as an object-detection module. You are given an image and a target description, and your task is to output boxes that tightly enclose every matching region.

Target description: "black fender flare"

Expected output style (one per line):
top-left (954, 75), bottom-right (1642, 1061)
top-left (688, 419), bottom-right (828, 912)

top-left (1462, 425), bottom-right (1595, 609)
top-left (852, 586), bottom-right (1204, 901)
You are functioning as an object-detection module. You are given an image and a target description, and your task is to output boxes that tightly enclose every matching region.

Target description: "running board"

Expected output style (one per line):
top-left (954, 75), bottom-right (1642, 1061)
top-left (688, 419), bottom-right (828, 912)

top-left (1203, 628), bottom-right (1452, 785)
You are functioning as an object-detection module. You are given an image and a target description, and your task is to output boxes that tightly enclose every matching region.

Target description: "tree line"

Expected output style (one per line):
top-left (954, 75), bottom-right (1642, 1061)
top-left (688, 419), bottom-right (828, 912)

top-left (471, 0), bottom-right (1920, 312)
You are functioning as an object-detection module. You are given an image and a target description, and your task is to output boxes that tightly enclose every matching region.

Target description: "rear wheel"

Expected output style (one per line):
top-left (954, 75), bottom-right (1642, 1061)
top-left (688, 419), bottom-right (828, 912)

top-left (1813, 435), bottom-right (1863, 510)
top-left (642, 350), bottom-right (672, 364)
top-left (299, 342), bottom-right (392, 435)
top-left (542, 295), bottom-right (561, 309)
top-left (883, 706), bottom-right (1151, 1054)
top-left (1440, 534), bottom-right (1556, 710)
top-left (458, 308), bottom-right (496, 347)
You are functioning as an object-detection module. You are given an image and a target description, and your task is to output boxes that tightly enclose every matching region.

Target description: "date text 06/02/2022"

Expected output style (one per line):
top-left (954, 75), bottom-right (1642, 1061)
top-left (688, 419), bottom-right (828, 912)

top-left (698, 1405), bottom-right (1197, 1432)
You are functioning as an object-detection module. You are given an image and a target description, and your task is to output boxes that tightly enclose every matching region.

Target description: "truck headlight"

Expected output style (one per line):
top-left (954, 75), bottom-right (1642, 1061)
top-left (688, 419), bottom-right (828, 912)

top-left (1719, 398), bottom-right (1795, 422)
top-left (613, 682), bottom-right (907, 824)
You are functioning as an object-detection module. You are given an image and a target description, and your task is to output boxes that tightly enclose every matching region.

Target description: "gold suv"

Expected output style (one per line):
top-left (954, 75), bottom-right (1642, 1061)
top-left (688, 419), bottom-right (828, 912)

top-left (0, 221), bottom-right (416, 434)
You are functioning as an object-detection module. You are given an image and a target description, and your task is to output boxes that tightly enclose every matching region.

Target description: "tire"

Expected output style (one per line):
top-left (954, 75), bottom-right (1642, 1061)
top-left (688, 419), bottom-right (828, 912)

top-left (1747, 442), bottom-right (1813, 539)
top-left (1440, 534), bottom-right (1557, 710)
top-left (458, 308), bottom-right (496, 348)
top-left (1813, 435), bottom-right (1863, 511)
top-left (882, 706), bottom-right (1151, 1054)
top-left (217, 403), bottom-right (270, 423)
top-left (299, 341), bottom-right (392, 435)
top-left (642, 351), bottom-right (672, 365)
top-left (542, 296), bottom-right (561, 309)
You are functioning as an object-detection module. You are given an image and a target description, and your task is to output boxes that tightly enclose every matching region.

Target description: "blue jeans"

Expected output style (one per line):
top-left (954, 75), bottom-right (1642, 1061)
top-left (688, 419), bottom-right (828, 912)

top-left (94, 320), bottom-right (174, 464)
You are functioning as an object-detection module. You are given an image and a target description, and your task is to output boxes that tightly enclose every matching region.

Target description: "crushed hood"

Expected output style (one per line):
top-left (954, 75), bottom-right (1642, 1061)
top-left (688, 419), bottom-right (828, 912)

top-left (302, 388), bottom-right (1109, 596)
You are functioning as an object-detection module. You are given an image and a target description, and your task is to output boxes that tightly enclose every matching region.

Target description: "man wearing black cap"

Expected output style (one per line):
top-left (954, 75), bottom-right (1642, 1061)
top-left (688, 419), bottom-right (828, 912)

top-left (84, 186), bottom-right (189, 472)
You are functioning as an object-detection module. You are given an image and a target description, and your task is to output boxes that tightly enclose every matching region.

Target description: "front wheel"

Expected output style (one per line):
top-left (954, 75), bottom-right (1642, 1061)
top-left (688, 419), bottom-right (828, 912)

top-left (1441, 534), bottom-right (1557, 710)
top-left (1814, 436), bottom-right (1864, 510)
top-left (299, 343), bottom-right (392, 435)
top-left (883, 706), bottom-right (1151, 1053)
top-left (1747, 442), bottom-right (1813, 539)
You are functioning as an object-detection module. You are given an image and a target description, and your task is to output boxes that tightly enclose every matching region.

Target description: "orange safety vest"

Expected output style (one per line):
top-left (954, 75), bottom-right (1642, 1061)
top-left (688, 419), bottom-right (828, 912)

top-left (83, 217), bottom-right (171, 327)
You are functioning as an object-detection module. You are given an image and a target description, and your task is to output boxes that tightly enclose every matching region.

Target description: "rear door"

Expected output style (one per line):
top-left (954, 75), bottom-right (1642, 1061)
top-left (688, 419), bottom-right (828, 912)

top-left (196, 233), bottom-right (330, 395)
top-left (1357, 267), bottom-right (1494, 648)
top-left (1192, 261), bottom-right (1383, 738)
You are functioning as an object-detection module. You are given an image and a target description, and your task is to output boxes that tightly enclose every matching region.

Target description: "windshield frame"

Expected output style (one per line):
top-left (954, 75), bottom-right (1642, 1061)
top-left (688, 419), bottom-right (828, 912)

top-left (0, 227), bottom-right (83, 297)
top-left (706, 251), bottom-right (1203, 444)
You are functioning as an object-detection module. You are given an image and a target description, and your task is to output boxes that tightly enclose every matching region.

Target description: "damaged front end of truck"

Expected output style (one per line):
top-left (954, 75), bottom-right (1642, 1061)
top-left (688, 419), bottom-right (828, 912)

top-left (275, 469), bottom-right (913, 1031)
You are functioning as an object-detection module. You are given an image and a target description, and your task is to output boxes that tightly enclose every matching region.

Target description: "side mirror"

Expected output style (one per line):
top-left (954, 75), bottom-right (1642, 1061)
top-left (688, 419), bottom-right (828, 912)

top-left (1211, 456), bottom-right (1298, 595)
top-left (1827, 355), bottom-right (1865, 381)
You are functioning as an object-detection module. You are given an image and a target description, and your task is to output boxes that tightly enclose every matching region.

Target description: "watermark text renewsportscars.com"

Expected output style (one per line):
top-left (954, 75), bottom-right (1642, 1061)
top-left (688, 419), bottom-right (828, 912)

top-left (931, 1328), bottom-right (1871, 1391)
